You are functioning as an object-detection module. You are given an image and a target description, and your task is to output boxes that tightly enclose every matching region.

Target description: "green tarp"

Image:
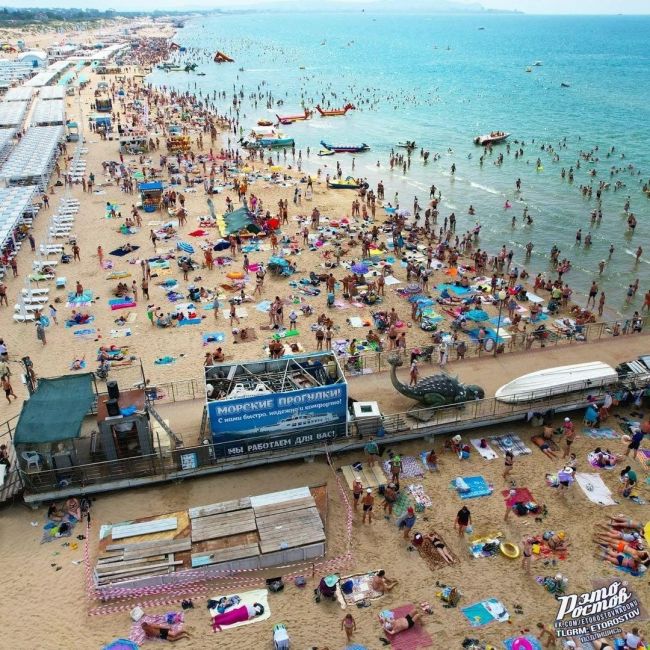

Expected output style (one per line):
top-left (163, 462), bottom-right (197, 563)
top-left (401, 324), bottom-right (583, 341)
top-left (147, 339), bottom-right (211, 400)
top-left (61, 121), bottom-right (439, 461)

top-left (14, 373), bottom-right (95, 445)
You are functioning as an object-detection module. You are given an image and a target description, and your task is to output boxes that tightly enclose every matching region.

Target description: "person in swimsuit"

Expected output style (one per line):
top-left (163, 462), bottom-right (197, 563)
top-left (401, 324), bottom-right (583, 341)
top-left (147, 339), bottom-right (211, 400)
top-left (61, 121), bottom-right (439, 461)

top-left (382, 483), bottom-right (397, 518)
top-left (361, 488), bottom-right (374, 524)
top-left (425, 532), bottom-right (455, 564)
top-left (593, 523), bottom-right (640, 543)
top-left (531, 435), bottom-right (559, 459)
top-left (351, 477), bottom-right (363, 510)
top-left (502, 450), bottom-right (514, 482)
top-left (383, 608), bottom-right (423, 636)
top-left (455, 506), bottom-right (471, 537)
top-left (596, 548), bottom-right (648, 575)
top-left (562, 417), bottom-right (576, 458)
top-left (371, 569), bottom-right (399, 593)
top-left (141, 622), bottom-right (190, 642)
top-left (592, 640), bottom-right (614, 650)
top-left (608, 515), bottom-right (643, 531)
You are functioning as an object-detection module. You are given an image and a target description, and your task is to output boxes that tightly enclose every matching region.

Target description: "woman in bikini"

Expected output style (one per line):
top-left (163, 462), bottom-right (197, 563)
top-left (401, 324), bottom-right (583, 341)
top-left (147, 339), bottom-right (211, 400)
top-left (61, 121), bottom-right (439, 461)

top-left (424, 532), bottom-right (455, 564)
top-left (596, 547), bottom-right (649, 575)
top-left (521, 536), bottom-right (534, 575)
top-left (502, 450), bottom-right (514, 482)
top-left (608, 515), bottom-right (643, 531)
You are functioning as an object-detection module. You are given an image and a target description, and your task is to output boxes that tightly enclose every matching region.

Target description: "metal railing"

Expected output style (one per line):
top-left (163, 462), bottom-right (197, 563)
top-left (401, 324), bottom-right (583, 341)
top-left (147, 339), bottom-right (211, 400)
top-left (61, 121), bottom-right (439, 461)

top-left (20, 376), bottom-right (648, 498)
top-left (0, 415), bottom-right (23, 503)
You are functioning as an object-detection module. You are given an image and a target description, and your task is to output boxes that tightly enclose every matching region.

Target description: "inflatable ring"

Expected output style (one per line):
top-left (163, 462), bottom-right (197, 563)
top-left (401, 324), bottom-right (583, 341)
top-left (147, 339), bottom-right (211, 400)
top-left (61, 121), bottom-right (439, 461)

top-left (512, 638), bottom-right (534, 650)
top-left (226, 272), bottom-right (245, 280)
top-left (500, 541), bottom-right (520, 559)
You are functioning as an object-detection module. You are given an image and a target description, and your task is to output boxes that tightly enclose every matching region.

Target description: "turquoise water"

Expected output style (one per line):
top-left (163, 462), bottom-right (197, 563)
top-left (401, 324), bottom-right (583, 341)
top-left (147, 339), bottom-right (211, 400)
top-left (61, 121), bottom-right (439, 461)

top-left (149, 13), bottom-right (650, 310)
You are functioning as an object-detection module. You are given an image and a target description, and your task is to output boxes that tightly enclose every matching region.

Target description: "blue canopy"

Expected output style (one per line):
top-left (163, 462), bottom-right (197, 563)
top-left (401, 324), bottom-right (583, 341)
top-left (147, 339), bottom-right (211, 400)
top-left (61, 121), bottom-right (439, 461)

top-left (139, 181), bottom-right (163, 192)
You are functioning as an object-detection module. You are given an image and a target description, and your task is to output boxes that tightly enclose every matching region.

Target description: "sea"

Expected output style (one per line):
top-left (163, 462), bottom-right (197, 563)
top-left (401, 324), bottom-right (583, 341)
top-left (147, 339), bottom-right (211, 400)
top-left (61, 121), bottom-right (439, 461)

top-left (147, 12), bottom-right (650, 311)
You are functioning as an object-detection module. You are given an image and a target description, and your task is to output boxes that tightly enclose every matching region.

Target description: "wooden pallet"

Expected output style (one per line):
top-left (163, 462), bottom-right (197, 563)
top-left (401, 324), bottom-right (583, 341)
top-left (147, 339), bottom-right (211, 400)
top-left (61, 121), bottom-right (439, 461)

top-left (191, 509), bottom-right (257, 543)
top-left (112, 517), bottom-right (178, 540)
top-left (341, 463), bottom-right (387, 491)
top-left (252, 495), bottom-right (316, 518)
top-left (256, 506), bottom-right (325, 554)
top-left (191, 542), bottom-right (260, 567)
top-left (189, 497), bottom-right (251, 519)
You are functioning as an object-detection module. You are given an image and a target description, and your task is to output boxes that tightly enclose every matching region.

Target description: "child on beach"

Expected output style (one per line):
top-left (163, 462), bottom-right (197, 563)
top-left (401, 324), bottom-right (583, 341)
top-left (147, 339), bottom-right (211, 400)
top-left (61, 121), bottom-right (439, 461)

top-left (341, 613), bottom-right (356, 642)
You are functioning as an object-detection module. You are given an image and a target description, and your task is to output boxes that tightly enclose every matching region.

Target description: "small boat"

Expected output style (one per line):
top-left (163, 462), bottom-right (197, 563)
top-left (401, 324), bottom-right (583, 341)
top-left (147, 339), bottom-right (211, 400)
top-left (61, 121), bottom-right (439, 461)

top-left (196, 72), bottom-right (206, 76)
top-left (533, 60), bottom-right (543, 66)
top-left (494, 361), bottom-right (618, 404)
top-left (327, 176), bottom-right (361, 190)
top-left (276, 109), bottom-right (312, 125)
top-left (214, 51), bottom-right (234, 63)
top-left (320, 140), bottom-right (369, 153)
top-left (478, 26), bottom-right (485, 30)
top-left (561, 82), bottom-right (571, 88)
top-left (317, 149), bottom-right (335, 157)
top-left (257, 119), bottom-right (273, 126)
top-left (525, 67), bottom-right (532, 73)
top-left (397, 141), bottom-right (416, 150)
top-left (473, 131), bottom-right (510, 146)
top-left (241, 136), bottom-right (295, 150)
top-left (315, 103), bottom-right (355, 117)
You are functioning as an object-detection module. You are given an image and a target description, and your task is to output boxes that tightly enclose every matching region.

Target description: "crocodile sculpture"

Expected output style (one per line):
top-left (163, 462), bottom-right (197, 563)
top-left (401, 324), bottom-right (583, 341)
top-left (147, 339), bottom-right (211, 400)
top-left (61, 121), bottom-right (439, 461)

top-left (387, 354), bottom-right (484, 407)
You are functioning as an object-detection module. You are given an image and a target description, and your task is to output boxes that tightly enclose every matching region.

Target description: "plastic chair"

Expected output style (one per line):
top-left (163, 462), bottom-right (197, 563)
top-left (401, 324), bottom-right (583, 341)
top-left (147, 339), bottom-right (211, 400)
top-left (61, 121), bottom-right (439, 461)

top-left (21, 451), bottom-right (41, 471)
top-left (273, 623), bottom-right (290, 650)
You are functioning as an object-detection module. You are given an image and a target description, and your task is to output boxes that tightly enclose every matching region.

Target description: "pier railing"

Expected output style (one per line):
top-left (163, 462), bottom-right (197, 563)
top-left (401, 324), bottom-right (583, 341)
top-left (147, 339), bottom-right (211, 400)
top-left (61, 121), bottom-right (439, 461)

top-left (20, 376), bottom-right (650, 501)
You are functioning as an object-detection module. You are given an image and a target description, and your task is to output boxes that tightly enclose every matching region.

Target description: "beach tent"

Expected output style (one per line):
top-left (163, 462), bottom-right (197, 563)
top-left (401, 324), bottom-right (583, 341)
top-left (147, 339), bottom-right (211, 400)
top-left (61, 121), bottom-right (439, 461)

top-left (223, 207), bottom-right (253, 235)
top-left (14, 373), bottom-right (95, 446)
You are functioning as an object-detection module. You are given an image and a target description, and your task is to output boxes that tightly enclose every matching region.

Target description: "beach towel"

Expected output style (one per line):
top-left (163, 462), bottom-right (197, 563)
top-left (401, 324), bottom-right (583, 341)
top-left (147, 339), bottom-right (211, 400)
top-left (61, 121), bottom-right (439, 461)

top-left (380, 604), bottom-right (433, 650)
top-left (490, 434), bottom-right (531, 457)
top-left (338, 572), bottom-right (384, 605)
top-left (384, 275), bottom-right (401, 286)
top-left (67, 290), bottom-right (93, 304)
top-left (582, 427), bottom-right (620, 440)
top-left (73, 328), bottom-right (96, 338)
top-left (454, 476), bottom-right (493, 499)
top-left (129, 612), bottom-right (185, 644)
top-left (110, 329), bottom-right (132, 338)
top-left (502, 487), bottom-right (538, 514)
top-left (471, 439), bottom-right (499, 460)
top-left (178, 318), bottom-right (203, 326)
top-left (436, 283), bottom-right (473, 296)
top-left (271, 329), bottom-right (299, 340)
top-left (208, 588), bottom-right (270, 631)
top-left (106, 271), bottom-right (130, 280)
top-left (70, 359), bottom-right (87, 370)
top-left (111, 301), bottom-right (136, 311)
top-left (154, 356), bottom-right (176, 365)
top-left (41, 517), bottom-right (76, 543)
top-left (110, 246), bottom-right (140, 257)
top-left (575, 473), bottom-right (618, 506)
top-left (255, 300), bottom-right (272, 313)
top-left (203, 332), bottom-right (225, 345)
top-left (469, 535), bottom-right (502, 559)
top-left (503, 635), bottom-right (543, 650)
top-left (222, 306), bottom-right (249, 320)
top-left (587, 452), bottom-right (618, 470)
top-left (461, 599), bottom-right (509, 627)
top-left (408, 484), bottom-right (432, 509)
top-left (383, 456), bottom-right (424, 479)
top-left (418, 531), bottom-right (459, 569)
top-left (349, 316), bottom-right (365, 328)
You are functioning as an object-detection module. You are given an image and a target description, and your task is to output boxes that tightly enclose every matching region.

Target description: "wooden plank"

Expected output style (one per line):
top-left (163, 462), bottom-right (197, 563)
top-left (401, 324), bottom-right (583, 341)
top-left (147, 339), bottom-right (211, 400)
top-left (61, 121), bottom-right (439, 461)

top-left (112, 517), bottom-right (178, 540)
top-left (95, 559), bottom-right (182, 578)
top-left (249, 486), bottom-right (311, 509)
top-left (122, 543), bottom-right (190, 561)
top-left (191, 510), bottom-right (257, 543)
top-left (256, 507), bottom-right (322, 530)
top-left (189, 498), bottom-right (251, 519)
top-left (259, 529), bottom-right (325, 554)
top-left (96, 556), bottom-right (168, 573)
top-left (97, 564), bottom-right (177, 585)
top-left (191, 543), bottom-right (260, 567)
top-left (98, 555), bottom-right (164, 567)
top-left (106, 537), bottom-right (190, 553)
top-left (252, 496), bottom-right (316, 517)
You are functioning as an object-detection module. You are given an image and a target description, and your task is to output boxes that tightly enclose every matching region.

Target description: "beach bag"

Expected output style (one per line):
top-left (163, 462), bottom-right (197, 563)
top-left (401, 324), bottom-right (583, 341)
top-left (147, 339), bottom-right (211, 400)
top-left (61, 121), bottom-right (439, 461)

top-left (294, 576), bottom-right (306, 588)
top-left (341, 580), bottom-right (354, 595)
top-left (267, 577), bottom-right (285, 593)
top-left (514, 502), bottom-right (528, 517)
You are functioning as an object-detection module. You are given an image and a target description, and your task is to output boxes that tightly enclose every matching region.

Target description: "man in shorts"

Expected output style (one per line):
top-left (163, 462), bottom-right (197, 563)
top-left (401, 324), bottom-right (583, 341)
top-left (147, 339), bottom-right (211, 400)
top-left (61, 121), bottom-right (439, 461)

top-left (361, 488), bottom-right (374, 524)
top-left (562, 417), bottom-right (576, 458)
top-left (351, 477), bottom-right (363, 510)
top-left (624, 428), bottom-right (645, 460)
top-left (383, 608), bottom-right (423, 636)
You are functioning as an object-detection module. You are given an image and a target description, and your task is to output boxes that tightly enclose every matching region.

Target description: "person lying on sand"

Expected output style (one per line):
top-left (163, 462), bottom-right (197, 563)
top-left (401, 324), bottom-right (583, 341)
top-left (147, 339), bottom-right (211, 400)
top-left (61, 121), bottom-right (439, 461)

top-left (595, 547), bottom-right (648, 575)
top-left (383, 608), bottom-right (423, 635)
top-left (424, 532), bottom-right (456, 564)
top-left (593, 536), bottom-right (648, 562)
top-left (141, 622), bottom-right (190, 642)
top-left (531, 435), bottom-right (559, 459)
top-left (608, 515), bottom-right (644, 531)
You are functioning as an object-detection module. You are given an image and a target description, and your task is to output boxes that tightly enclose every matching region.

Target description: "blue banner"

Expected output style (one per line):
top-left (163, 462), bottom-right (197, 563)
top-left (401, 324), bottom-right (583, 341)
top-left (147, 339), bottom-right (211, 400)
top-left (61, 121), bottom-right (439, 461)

top-left (208, 383), bottom-right (348, 443)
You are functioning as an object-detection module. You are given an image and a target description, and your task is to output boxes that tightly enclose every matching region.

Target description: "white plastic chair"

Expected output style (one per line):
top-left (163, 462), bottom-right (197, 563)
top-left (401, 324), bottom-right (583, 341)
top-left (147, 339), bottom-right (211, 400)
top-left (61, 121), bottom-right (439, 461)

top-left (21, 451), bottom-right (41, 471)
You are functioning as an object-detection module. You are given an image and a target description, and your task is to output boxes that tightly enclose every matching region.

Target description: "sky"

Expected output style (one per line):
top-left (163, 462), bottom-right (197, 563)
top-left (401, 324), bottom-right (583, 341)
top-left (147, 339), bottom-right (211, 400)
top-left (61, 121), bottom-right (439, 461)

top-left (3, 0), bottom-right (650, 13)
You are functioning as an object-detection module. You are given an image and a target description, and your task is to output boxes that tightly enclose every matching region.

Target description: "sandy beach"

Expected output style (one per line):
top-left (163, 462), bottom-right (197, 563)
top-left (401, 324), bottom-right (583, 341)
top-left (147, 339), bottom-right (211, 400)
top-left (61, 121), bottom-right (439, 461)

top-left (0, 22), bottom-right (648, 650)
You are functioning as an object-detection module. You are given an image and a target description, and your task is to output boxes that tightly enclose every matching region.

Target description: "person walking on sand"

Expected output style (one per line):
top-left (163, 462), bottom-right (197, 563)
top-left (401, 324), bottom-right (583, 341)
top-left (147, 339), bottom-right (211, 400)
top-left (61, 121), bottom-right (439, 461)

top-left (2, 375), bottom-right (16, 403)
top-left (409, 359), bottom-right (418, 386)
top-left (562, 417), bottom-right (576, 458)
top-left (502, 449), bottom-right (514, 482)
top-left (351, 477), bottom-right (363, 510)
top-left (36, 321), bottom-right (46, 346)
top-left (229, 302), bottom-right (240, 326)
top-left (455, 505), bottom-right (471, 537)
top-left (97, 245), bottom-right (104, 267)
top-left (49, 304), bottom-right (58, 325)
top-left (341, 614), bottom-right (356, 642)
top-left (361, 488), bottom-right (374, 524)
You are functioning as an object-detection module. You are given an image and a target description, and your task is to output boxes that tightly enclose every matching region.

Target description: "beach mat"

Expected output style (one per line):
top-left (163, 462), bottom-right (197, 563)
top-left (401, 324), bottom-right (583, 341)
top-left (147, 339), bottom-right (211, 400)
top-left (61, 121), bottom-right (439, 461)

top-left (575, 473), bottom-right (618, 506)
top-left (178, 318), bottom-right (203, 326)
top-left (208, 588), bottom-right (270, 631)
top-left (382, 604), bottom-right (433, 649)
top-left (110, 328), bottom-right (132, 338)
top-left (203, 332), bottom-right (225, 345)
top-left (454, 475), bottom-right (493, 499)
top-left (587, 451), bottom-right (618, 470)
top-left (490, 434), bottom-right (531, 457)
top-left (382, 456), bottom-right (424, 479)
top-left (471, 439), bottom-right (499, 460)
top-left (461, 599), bottom-right (509, 627)
top-left (582, 427), bottom-right (620, 440)
top-left (502, 487), bottom-right (537, 513)
top-left (271, 328), bottom-right (299, 340)
top-left (110, 246), bottom-right (139, 257)
top-left (417, 530), bottom-right (459, 569)
top-left (338, 572), bottom-right (384, 605)
top-left (73, 328), bottom-right (96, 338)
top-left (341, 463), bottom-right (387, 491)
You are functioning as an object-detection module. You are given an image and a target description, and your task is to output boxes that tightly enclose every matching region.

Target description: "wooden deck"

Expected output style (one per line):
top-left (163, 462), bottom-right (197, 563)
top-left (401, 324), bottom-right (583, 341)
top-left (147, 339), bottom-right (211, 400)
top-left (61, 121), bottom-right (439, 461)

top-left (94, 485), bottom-right (328, 592)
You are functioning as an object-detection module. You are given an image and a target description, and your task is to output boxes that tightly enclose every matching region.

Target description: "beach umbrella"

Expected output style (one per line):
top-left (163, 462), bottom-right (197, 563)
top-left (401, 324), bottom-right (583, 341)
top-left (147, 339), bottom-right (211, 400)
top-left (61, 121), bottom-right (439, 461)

top-left (102, 640), bottom-right (139, 650)
top-left (266, 217), bottom-right (280, 230)
top-left (177, 241), bottom-right (194, 254)
top-left (351, 262), bottom-right (369, 275)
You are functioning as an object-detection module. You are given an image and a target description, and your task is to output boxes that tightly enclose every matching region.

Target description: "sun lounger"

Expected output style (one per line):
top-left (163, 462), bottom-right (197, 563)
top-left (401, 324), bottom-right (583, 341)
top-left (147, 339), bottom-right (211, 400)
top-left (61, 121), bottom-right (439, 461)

top-left (33, 260), bottom-right (58, 269)
top-left (40, 245), bottom-right (64, 255)
top-left (18, 293), bottom-right (47, 304)
top-left (14, 303), bottom-right (42, 313)
top-left (22, 287), bottom-right (49, 296)
top-left (13, 313), bottom-right (35, 323)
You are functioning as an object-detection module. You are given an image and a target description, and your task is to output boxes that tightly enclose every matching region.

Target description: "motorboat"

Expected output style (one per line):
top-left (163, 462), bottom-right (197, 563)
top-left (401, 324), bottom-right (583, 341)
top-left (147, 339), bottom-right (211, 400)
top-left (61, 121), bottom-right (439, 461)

top-left (228, 383), bottom-right (272, 398)
top-left (315, 103), bottom-right (355, 117)
top-left (256, 119), bottom-right (273, 126)
top-left (327, 176), bottom-right (362, 190)
top-left (533, 61), bottom-right (543, 66)
top-left (494, 361), bottom-right (618, 404)
top-left (561, 82), bottom-right (571, 88)
top-left (276, 109), bottom-right (312, 125)
top-left (317, 149), bottom-right (335, 157)
top-left (474, 131), bottom-right (510, 146)
top-left (214, 51), bottom-right (234, 63)
top-left (320, 141), bottom-right (369, 153)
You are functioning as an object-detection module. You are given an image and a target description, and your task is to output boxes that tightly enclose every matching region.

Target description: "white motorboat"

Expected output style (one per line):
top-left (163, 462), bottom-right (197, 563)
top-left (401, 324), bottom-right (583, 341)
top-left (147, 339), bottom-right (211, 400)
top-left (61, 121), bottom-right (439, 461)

top-left (495, 361), bottom-right (618, 404)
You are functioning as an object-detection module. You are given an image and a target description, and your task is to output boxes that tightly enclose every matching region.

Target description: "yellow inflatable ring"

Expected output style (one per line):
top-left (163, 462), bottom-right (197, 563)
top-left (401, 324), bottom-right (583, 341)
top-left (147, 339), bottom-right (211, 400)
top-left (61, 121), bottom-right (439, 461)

top-left (226, 271), bottom-right (245, 280)
top-left (500, 542), bottom-right (520, 559)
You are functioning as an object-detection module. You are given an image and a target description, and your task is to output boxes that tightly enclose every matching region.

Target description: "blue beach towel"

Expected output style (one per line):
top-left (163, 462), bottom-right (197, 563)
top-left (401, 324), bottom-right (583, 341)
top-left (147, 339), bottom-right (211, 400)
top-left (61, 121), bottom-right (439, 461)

top-left (436, 283), bottom-right (472, 296)
top-left (202, 332), bottom-right (225, 345)
top-left (461, 599), bottom-right (509, 627)
top-left (178, 318), bottom-right (202, 326)
top-left (454, 475), bottom-right (493, 499)
top-left (73, 328), bottom-right (96, 337)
